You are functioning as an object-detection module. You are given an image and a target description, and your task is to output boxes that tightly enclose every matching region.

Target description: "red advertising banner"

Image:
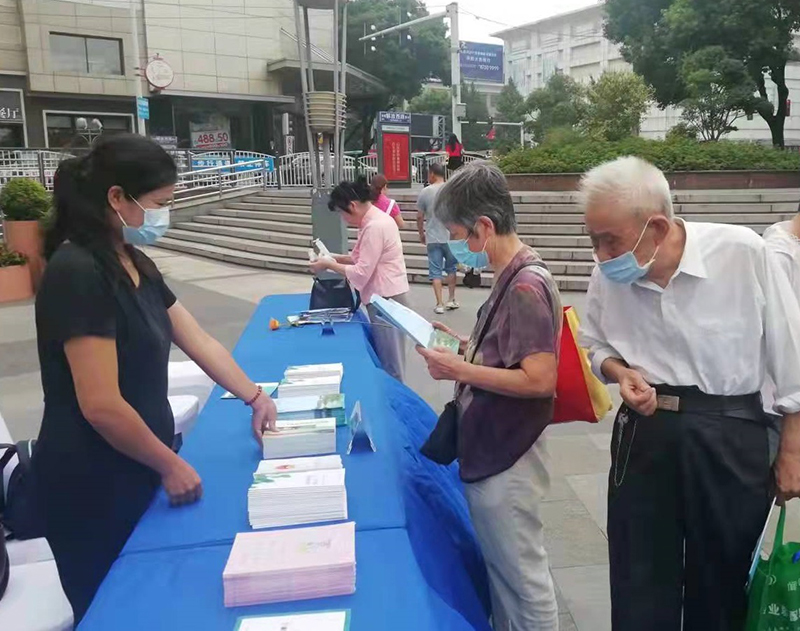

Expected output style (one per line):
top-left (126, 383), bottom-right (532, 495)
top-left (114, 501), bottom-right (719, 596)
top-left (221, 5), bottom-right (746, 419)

top-left (382, 133), bottom-right (410, 182)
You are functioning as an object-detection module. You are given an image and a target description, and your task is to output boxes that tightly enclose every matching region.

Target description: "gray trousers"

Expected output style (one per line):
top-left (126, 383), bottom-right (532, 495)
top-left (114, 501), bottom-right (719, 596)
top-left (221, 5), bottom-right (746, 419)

top-left (464, 438), bottom-right (559, 631)
top-left (365, 292), bottom-right (409, 383)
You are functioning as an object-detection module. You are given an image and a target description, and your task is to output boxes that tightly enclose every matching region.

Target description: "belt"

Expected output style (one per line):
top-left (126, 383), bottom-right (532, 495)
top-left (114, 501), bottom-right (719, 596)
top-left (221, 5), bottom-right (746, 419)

top-left (653, 384), bottom-right (764, 422)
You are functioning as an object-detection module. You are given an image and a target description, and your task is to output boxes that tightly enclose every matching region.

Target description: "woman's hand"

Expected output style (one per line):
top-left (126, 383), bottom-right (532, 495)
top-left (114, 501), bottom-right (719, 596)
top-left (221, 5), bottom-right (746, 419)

top-left (417, 346), bottom-right (466, 381)
top-left (432, 321), bottom-right (468, 354)
top-left (251, 393), bottom-right (278, 443)
top-left (161, 457), bottom-right (203, 507)
top-left (309, 257), bottom-right (332, 275)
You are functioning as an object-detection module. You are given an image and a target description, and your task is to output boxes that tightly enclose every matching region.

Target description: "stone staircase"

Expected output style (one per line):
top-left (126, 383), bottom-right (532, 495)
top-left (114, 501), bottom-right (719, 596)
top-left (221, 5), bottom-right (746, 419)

top-left (158, 188), bottom-right (800, 292)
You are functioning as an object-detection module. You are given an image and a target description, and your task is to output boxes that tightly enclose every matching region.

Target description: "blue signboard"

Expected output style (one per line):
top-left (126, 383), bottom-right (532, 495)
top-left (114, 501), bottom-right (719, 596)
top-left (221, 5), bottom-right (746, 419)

top-left (460, 41), bottom-right (504, 84)
top-left (234, 155), bottom-right (275, 173)
top-left (378, 111), bottom-right (412, 126)
top-left (136, 96), bottom-right (150, 120)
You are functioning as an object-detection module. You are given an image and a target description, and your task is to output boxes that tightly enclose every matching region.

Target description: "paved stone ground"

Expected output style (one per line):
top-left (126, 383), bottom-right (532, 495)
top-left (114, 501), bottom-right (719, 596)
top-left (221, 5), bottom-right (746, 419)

top-left (1, 248), bottom-right (795, 630)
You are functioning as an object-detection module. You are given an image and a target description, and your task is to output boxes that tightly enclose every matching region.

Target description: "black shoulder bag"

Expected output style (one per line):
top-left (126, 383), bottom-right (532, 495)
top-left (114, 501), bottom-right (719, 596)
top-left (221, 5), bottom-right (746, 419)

top-left (420, 262), bottom-right (544, 465)
top-left (0, 440), bottom-right (42, 541)
top-left (309, 277), bottom-right (362, 313)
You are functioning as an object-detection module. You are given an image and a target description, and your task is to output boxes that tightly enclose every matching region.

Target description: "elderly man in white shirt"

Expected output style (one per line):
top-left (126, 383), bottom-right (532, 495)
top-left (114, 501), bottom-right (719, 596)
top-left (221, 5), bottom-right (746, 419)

top-left (579, 156), bottom-right (800, 631)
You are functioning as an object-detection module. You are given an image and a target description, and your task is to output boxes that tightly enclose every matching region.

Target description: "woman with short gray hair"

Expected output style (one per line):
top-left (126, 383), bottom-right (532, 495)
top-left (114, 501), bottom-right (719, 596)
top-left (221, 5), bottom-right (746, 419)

top-left (417, 161), bottom-right (562, 630)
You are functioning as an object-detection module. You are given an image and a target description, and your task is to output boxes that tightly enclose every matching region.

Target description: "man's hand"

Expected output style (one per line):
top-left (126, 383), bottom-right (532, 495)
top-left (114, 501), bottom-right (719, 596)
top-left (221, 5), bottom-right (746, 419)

top-left (416, 345), bottom-right (464, 381)
top-left (419, 233), bottom-right (426, 246)
top-left (251, 393), bottom-right (278, 444)
top-left (776, 411), bottom-right (800, 502)
top-left (618, 368), bottom-right (657, 416)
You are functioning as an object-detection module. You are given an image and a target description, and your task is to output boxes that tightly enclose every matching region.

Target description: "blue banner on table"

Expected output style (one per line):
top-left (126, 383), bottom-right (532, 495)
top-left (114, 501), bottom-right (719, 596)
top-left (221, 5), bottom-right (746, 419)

top-left (459, 42), bottom-right (504, 84)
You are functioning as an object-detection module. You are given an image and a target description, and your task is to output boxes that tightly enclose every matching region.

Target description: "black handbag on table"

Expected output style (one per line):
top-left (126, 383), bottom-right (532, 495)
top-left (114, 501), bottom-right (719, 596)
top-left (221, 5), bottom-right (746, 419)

top-left (309, 277), bottom-right (361, 313)
top-left (420, 262), bottom-right (545, 465)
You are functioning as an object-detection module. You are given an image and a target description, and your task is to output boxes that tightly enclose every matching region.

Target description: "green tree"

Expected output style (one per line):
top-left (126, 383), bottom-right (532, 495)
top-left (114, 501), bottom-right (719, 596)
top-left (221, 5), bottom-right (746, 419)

top-left (491, 80), bottom-right (526, 153)
top-left (408, 88), bottom-right (451, 116)
top-left (605, 0), bottom-right (800, 147)
top-left (461, 82), bottom-right (490, 151)
top-left (678, 46), bottom-right (762, 141)
top-left (525, 74), bottom-right (587, 144)
top-left (582, 72), bottom-right (652, 141)
top-left (344, 0), bottom-right (450, 152)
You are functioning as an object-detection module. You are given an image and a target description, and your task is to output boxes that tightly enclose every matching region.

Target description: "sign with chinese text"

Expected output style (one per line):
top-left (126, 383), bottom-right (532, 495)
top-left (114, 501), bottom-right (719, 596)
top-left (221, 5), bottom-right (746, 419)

top-left (152, 135), bottom-right (178, 149)
top-left (190, 129), bottom-right (231, 150)
top-left (0, 90), bottom-right (24, 123)
top-left (382, 133), bottom-right (410, 182)
top-left (460, 41), bottom-right (504, 84)
top-left (378, 111), bottom-right (411, 126)
top-left (136, 97), bottom-right (149, 120)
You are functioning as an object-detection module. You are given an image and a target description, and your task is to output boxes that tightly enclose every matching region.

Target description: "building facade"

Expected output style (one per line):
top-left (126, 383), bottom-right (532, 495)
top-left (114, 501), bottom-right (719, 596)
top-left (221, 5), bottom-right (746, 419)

top-left (493, 2), bottom-right (800, 144)
top-left (0, 0), bottom-right (383, 151)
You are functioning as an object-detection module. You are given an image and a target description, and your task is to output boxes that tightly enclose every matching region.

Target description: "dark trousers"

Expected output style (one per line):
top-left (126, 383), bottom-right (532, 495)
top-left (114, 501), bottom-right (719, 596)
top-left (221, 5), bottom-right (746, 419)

top-left (608, 387), bottom-right (773, 631)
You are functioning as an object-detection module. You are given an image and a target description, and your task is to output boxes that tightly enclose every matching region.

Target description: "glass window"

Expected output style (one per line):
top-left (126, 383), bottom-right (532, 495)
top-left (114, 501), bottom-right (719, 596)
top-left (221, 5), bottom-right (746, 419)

top-left (0, 125), bottom-right (25, 148)
top-left (87, 37), bottom-right (122, 75)
top-left (46, 113), bottom-right (132, 148)
top-left (49, 34), bottom-right (123, 75)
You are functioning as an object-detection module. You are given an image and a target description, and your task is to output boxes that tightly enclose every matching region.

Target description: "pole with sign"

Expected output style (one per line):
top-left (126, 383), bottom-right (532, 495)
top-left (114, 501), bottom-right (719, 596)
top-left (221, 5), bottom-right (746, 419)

top-left (377, 111), bottom-right (412, 187)
top-left (136, 97), bottom-right (149, 121)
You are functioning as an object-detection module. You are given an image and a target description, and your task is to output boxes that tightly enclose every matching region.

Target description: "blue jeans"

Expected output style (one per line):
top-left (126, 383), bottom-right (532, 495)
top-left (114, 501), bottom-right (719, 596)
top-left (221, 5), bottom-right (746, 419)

top-left (427, 243), bottom-right (457, 280)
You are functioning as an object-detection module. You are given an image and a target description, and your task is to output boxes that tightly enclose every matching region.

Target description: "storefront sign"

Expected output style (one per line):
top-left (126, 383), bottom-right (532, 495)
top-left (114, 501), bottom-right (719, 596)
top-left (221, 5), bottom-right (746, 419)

top-left (152, 135), bottom-right (178, 149)
top-left (137, 97), bottom-right (149, 120)
top-left (0, 90), bottom-right (24, 123)
top-left (378, 111), bottom-right (411, 126)
top-left (460, 42), bottom-right (504, 84)
top-left (145, 57), bottom-right (174, 90)
top-left (382, 133), bottom-right (411, 182)
top-left (191, 129), bottom-right (231, 150)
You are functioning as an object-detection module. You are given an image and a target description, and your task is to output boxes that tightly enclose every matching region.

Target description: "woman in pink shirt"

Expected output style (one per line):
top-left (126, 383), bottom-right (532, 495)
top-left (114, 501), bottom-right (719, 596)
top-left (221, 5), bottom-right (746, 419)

top-left (309, 178), bottom-right (410, 382)
top-left (369, 174), bottom-right (405, 229)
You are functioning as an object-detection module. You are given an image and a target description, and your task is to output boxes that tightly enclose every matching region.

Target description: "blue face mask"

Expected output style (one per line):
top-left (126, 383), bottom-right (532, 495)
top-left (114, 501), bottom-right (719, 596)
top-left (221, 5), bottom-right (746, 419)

top-left (448, 237), bottom-right (490, 270)
top-left (595, 218), bottom-right (658, 284)
top-left (118, 199), bottom-right (171, 246)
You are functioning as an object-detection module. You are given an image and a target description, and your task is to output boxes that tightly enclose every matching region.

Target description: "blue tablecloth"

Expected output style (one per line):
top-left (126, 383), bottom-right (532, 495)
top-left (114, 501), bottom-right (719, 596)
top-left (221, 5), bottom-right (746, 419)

top-left (82, 529), bottom-right (482, 631)
top-left (86, 294), bottom-right (489, 630)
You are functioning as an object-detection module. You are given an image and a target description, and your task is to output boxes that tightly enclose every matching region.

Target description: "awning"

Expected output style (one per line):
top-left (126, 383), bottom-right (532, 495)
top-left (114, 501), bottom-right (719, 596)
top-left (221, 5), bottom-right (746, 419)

top-left (267, 58), bottom-right (388, 98)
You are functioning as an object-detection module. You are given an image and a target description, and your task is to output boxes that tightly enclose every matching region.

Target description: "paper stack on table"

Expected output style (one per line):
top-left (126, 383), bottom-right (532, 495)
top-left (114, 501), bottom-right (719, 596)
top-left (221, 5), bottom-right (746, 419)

top-left (263, 417), bottom-right (336, 459)
top-left (370, 296), bottom-right (461, 353)
top-left (234, 610), bottom-right (351, 631)
top-left (278, 364), bottom-right (343, 398)
top-left (222, 522), bottom-right (356, 607)
top-left (276, 393), bottom-right (346, 427)
top-left (253, 455), bottom-right (343, 478)
top-left (248, 468), bottom-right (347, 529)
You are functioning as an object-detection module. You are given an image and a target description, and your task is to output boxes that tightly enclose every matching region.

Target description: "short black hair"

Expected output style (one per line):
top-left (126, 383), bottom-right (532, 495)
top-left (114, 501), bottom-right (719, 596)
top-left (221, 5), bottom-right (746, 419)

top-left (429, 163), bottom-right (446, 179)
top-left (328, 176), bottom-right (371, 213)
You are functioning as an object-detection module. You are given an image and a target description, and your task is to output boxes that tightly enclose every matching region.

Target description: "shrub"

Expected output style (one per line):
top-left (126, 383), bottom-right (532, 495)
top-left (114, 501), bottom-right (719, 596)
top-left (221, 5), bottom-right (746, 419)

top-left (665, 123), bottom-right (698, 143)
top-left (496, 137), bottom-right (800, 174)
top-left (0, 178), bottom-right (51, 221)
top-left (0, 244), bottom-right (27, 267)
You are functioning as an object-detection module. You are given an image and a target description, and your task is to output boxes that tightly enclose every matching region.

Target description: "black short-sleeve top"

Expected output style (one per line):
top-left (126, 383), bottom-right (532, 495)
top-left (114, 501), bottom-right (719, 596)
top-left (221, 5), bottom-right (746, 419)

top-left (34, 243), bottom-right (176, 478)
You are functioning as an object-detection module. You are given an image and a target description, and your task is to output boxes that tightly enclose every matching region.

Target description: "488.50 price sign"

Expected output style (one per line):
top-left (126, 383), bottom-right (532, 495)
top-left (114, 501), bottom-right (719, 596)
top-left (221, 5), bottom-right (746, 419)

top-left (191, 130), bottom-right (231, 150)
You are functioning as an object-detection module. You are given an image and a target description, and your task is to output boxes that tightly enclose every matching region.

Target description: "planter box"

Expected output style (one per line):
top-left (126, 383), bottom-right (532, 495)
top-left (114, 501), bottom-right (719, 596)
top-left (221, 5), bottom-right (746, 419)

top-left (3, 219), bottom-right (44, 289)
top-left (0, 263), bottom-right (34, 303)
top-left (504, 170), bottom-right (800, 191)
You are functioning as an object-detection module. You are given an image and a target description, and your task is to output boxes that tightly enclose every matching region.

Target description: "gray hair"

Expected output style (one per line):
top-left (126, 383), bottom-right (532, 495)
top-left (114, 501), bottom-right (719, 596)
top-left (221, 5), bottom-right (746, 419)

top-left (579, 156), bottom-right (674, 219)
top-left (434, 161), bottom-right (517, 235)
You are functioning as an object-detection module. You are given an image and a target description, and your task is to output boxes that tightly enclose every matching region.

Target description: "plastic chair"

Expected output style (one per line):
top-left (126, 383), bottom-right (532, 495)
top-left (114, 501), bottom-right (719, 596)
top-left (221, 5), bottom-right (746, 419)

top-left (0, 542), bottom-right (73, 631)
top-left (167, 361), bottom-right (213, 412)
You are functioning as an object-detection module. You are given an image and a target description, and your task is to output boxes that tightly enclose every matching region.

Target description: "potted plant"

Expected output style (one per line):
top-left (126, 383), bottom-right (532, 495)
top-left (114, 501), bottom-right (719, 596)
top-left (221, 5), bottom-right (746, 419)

top-left (0, 245), bottom-right (33, 303)
top-left (0, 178), bottom-right (51, 287)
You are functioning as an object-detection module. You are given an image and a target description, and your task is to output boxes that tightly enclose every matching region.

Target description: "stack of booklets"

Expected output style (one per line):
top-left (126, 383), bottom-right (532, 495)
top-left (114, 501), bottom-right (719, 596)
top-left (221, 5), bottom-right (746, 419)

top-left (277, 364), bottom-right (344, 398)
top-left (234, 610), bottom-right (351, 631)
top-left (253, 455), bottom-right (342, 477)
top-left (276, 393), bottom-right (346, 427)
top-left (263, 417), bottom-right (336, 459)
top-left (222, 522), bottom-right (356, 607)
top-left (248, 459), bottom-right (347, 529)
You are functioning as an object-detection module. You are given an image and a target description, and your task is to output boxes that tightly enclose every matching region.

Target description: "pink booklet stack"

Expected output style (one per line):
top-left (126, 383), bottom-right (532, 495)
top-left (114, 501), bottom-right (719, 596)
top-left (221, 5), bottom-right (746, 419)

top-left (222, 522), bottom-right (356, 608)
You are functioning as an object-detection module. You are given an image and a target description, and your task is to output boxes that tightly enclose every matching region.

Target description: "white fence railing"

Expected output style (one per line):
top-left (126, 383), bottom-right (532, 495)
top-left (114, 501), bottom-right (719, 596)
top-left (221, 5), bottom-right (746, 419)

top-left (278, 152), bottom-right (357, 188)
top-left (0, 149), bottom-right (74, 191)
top-left (176, 159), bottom-right (277, 202)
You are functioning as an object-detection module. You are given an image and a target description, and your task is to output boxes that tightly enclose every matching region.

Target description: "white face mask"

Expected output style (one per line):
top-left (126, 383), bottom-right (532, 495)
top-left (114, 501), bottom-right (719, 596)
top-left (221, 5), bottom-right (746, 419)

top-left (117, 198), bottom-right (171, 246)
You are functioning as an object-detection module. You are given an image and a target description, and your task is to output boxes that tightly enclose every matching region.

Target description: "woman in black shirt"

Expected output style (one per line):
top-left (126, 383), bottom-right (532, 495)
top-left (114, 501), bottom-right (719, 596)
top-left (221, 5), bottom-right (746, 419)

top-left (33, 134), bottom-right (277, 621)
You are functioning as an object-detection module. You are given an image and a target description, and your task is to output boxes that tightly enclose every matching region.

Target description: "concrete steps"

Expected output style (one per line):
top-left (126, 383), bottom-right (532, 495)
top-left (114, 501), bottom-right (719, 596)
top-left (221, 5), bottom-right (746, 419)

top-left (160, 188), bottom-right (800, 292)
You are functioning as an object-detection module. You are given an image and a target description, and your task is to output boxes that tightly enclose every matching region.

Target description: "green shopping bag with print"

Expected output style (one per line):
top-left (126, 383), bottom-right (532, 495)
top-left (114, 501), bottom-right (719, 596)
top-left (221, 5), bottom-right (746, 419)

top-left (746, 506), bottom-right (800, 630)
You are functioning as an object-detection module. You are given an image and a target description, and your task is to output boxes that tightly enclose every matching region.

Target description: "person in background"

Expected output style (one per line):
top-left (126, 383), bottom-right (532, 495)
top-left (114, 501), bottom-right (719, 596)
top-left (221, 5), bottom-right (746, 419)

top-left (417, 163), bottom-right (459, 314)
top-left (309, 178), bottom-right (410, 382)
top-left (417, 162), bottom-right (562, 630)
top-left (32, 134), bottom-right (277, 621)
top-left (370, 174), bottom-right (405, 229)
top-left (578, 156), bottom-right (800, 631)
top-left (446, 133), bottom-right (464, 172)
